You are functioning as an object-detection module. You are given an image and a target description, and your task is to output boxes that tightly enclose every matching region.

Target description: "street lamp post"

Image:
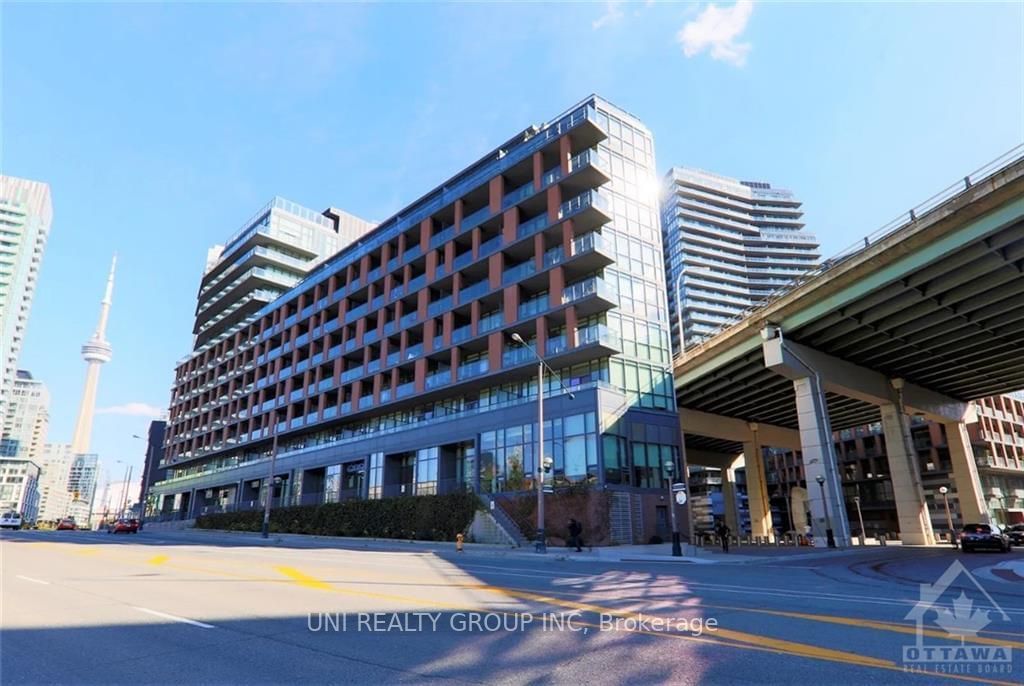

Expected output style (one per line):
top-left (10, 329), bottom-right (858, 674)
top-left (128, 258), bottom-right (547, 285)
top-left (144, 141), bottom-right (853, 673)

top-left (663, 459), bottom-right (683, 557)
top-left (852, 494), bottom-right (866, 546)
top-left (939, 486), bottom-right (956, 547)
top-left (510, 332), bottom-right (574, 554)
top-left (261, 409), bottom-right (281, 539)
top-left (815, 474), bottom-right (836, 548)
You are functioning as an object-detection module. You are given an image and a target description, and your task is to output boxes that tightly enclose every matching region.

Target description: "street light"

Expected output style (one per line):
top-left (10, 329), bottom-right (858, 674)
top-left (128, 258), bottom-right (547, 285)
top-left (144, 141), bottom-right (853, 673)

top-left (261, 408), bottom-right (281, 539)
top-left (852, 494), bottom-right (866, 546)
top-left (663, 459), bottom-right (683, 557)
top-left (815, 474), bottom-right (836, 548)
top-left (510, 332), bottom-right (575, 554)
top-left (939, 486), bottom-right (956, 547)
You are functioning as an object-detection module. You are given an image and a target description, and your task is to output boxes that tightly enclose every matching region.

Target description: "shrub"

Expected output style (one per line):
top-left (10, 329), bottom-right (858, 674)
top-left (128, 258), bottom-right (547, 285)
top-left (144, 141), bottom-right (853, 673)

top-left (195, 491), bottom-right (480, 542)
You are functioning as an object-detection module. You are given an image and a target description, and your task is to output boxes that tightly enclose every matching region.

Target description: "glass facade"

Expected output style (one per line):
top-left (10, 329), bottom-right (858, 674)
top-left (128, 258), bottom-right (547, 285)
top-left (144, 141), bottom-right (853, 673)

top-left (661, 167), bottom-right (819, 353)
top-left (157, 95), bottom-right (680, 513)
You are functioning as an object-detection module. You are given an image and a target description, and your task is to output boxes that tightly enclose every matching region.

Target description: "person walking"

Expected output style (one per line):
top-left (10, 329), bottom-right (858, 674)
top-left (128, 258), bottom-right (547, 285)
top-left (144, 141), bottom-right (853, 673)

top-left (568, 518), bottom-right (583, 552)
top-left (716, 521), bottom-right (731, 553)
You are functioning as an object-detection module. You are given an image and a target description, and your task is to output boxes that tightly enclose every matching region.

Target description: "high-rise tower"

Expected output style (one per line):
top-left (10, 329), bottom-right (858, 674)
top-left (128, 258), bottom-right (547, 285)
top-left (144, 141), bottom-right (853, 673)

top-left (70, 256), bottom-right (116, 454)
top-left (0, 176), bottom-right (52, 411)
top-left (661, 168), bottom-right (819, 354)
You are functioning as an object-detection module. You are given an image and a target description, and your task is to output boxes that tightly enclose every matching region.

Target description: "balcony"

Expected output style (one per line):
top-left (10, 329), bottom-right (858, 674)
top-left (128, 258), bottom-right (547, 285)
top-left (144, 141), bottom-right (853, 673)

top-left (461, 205), bottom-right (492, 232)
top-left (459, 280), bottom-right (490, 303)
top-left (457, 359), bottom-right (490, 380)
top-left (562, 276), bottom-right (617, 315)
top-left (425, 369), bottom-right (452, 390)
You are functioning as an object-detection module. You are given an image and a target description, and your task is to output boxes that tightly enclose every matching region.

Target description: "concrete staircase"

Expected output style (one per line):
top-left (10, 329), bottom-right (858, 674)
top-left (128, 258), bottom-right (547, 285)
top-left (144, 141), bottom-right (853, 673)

top-left (473, 496), bottom-right (529, 547)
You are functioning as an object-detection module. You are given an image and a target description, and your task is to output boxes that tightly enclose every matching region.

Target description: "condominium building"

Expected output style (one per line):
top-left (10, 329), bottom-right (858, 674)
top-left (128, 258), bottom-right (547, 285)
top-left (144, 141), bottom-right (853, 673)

top-left (139, 419), bottom-right (167, 516)
top-left (0, 370), bottom-right (50, 461)
top-left (66, 452), bottom-right (99, 524)
top-left (0, 176), bottom-right (51, 408)
top-left (0, 457), bottom-right (41, 522)
top-left (193, 198), bottom-right (374, 351)
top-left (661, 168), bottom-right (818, 353)
top-left (36, 442), bottom-right (73, 522)
top-left (154, 95), bottom-right (680, 544)
top-left (764, 394), bottom-right (1024, 535)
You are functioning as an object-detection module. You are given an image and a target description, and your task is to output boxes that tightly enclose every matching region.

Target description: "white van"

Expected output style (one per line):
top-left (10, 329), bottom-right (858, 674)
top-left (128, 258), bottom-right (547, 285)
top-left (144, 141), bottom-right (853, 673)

top-left (0, 511), bottom-right (23, 530)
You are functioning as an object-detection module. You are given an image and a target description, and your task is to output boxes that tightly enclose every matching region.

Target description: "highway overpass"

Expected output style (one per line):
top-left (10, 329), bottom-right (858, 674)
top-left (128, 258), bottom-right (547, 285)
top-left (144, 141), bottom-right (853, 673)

top-left (674, 145), bottom-right (1024, 546)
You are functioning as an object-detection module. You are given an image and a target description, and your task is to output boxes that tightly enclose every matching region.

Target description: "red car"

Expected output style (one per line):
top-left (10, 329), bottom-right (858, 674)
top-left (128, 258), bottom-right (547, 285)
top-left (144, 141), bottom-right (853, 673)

top-left (55, 518), bottom-right (77, 531)
top-left (107, 518), bottom-right (139, 534)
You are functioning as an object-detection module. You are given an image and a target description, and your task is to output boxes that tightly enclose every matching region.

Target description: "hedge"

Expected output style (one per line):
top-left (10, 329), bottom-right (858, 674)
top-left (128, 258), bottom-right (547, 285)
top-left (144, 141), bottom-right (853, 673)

top-left (194, 491), bottom-right (480, 541)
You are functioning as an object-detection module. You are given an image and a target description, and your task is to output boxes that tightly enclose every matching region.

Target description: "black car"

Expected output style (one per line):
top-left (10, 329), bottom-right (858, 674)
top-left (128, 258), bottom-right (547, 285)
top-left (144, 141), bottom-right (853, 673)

top-left (1006, 524), bottom-right (1024, 546)
top-left (960, 523), bottom-right (1012, 553)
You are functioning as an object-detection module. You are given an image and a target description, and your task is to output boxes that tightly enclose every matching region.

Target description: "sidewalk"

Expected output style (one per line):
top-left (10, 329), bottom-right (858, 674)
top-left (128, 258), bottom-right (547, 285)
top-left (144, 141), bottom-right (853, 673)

top-left (174, 528), bottom-right (899, 565)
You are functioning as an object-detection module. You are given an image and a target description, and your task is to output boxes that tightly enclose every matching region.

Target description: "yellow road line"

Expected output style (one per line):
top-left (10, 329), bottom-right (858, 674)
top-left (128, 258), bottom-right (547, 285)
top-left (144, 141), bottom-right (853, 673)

top-left (275, 566), bottom-right (336, 591)
top-left (272, 566), bottom-right (1019, 686)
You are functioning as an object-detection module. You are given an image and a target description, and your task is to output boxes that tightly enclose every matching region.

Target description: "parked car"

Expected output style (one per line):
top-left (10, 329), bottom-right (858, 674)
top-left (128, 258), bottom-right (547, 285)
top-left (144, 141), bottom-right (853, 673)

top-left (0, 511), bottom-right (23, 530)
top-left (55, 518), bottom-right (77, 531)
top-left (1006, 524), bottom-right (1024, 546)
top-left (107, 518), bottom-right (139, 534)
top-left (960, 523), bottom-right (1012, 553)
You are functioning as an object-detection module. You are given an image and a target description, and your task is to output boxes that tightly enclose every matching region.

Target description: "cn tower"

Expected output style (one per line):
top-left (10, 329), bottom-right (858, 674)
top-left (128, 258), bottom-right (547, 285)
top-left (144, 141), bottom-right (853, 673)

top-left (70, 256), bottom-right (116, 454)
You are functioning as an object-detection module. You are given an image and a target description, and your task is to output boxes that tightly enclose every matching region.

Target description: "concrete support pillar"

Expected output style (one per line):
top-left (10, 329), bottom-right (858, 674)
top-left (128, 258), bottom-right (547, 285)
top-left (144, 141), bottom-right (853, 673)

top-left (943, 421), bottom-right (990, 525)
top-left (743, 426), bottom-right (773, 541)
top-left (722, 467), bottom-right (739, 534)
top-left (793, 376), bottom-right (852, 547)
top-left (879, 403), bottom-right (935, 545)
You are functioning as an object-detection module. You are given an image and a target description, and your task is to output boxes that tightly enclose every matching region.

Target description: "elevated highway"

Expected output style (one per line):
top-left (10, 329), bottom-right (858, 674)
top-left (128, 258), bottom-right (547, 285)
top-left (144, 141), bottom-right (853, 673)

top-left (674, 145), bottom-right (1024, 546)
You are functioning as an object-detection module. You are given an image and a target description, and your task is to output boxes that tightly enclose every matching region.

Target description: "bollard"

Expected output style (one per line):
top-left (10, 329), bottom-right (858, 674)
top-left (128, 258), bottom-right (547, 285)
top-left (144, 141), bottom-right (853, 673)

top-left (456, 532), bottom-right (464, 553)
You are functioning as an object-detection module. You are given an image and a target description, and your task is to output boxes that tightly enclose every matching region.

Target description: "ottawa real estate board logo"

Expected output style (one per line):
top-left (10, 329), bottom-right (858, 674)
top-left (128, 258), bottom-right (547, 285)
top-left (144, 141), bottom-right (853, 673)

top-left (903, 560), bottom-right (1013, 676)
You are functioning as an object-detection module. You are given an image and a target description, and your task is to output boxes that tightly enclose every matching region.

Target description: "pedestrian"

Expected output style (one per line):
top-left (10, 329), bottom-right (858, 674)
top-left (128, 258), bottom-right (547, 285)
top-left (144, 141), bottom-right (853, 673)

top-left (716, 521), bottom-right (731, 553)
top-left (568, 518), bottom-right (583, 552)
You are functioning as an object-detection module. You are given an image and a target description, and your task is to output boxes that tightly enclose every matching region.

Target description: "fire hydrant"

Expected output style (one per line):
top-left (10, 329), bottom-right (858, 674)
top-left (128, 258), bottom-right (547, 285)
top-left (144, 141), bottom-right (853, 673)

top-left (456, 533), bottom-right (465, 553)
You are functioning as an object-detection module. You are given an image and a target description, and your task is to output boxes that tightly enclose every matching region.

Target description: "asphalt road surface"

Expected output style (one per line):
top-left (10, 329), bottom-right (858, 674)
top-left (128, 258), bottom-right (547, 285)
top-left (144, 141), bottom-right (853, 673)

top-left (2, 528), bottom-right (1022, 685)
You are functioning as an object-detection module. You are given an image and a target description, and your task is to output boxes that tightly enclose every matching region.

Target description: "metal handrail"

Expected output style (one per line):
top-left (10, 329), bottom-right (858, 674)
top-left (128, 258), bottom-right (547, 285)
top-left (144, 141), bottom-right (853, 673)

top-left (674, 143), bottom-right (1024, 362)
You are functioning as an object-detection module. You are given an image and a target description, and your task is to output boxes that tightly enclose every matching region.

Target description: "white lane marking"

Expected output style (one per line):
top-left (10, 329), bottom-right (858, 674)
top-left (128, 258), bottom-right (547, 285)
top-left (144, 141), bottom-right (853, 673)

top-left (133, 607), bottom-right (215, 629)
top-left (15, 575), bottom-right (49, 585)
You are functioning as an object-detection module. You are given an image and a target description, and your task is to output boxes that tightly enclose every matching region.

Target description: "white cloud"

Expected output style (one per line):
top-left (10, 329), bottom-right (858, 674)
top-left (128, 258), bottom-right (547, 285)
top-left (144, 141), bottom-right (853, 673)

top-left (677, 1), bottom-right (754, 67)
top-left (593, 1), bottom-right (625, 30)
top-left (96, 402), bottom-right (165, 419)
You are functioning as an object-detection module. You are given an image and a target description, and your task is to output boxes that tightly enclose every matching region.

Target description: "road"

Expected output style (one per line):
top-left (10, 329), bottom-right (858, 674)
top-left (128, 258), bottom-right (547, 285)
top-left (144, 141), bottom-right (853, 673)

top-left (2, 529), bottom-right (1022, 685)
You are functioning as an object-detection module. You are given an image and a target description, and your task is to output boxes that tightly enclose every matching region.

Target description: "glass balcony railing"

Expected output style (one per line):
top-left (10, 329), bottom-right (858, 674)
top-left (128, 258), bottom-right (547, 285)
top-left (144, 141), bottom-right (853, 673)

top-left (451, 324), bottom-right (473, 344)
top-left (577, 324), bottom-right (619, 349)
top-left (503, 261), bottom-right (536, 285)
top-left (479, 311), bottom-right (503, 333)
top-left (478, 234), bottom-right (503, 258)
top-left (545, 335), bottom-right (568, 356)
top-left (560, 189), bottom-right (609, 221)
top-left (517, 214), bottom-right (548, 241)
top-left (400, 311), bottom-right (418, 329)
top-left (341, 367), bottom-right (362, 383)
top-left (396, 381), bottom-right (415, 398)
top-left (453, 251), bottom-right (473, 270)
top-left (404, 244), bottom-right (423, 263)
top-left (433, 335), bottom-right (443, 350)
top-left (518, 295), bottom-right (548, 319)
top-left (425, 369), bottom-right (451, 389)
top-left (404, 342), bottom-right (423, 360)
top-left (461, 205), bottom-right (491, 232)
top-left (503, 181), bottom-right (535, 209)
top-left (386, 351), bottom-right (400, 367)
top-left (563, 277), bottom-right (616, 305)
top-left (427, 295), bottom-right (452, 317)
top-left (503, 346), bottom-right (533, 367)
top-left (429, 225), bottom-right (456, 250)
top-left (457, 359), bottom-right (490, 380)
top-left (406, 274), bottom-right (427, 293)
top-left (459, 280), bottom-right (490, 302)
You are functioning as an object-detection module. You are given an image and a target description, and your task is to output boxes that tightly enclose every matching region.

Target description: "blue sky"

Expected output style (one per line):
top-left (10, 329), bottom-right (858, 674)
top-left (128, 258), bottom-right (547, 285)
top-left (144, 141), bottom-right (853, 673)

top-left (4, 2), bottom-right (1022, 486)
